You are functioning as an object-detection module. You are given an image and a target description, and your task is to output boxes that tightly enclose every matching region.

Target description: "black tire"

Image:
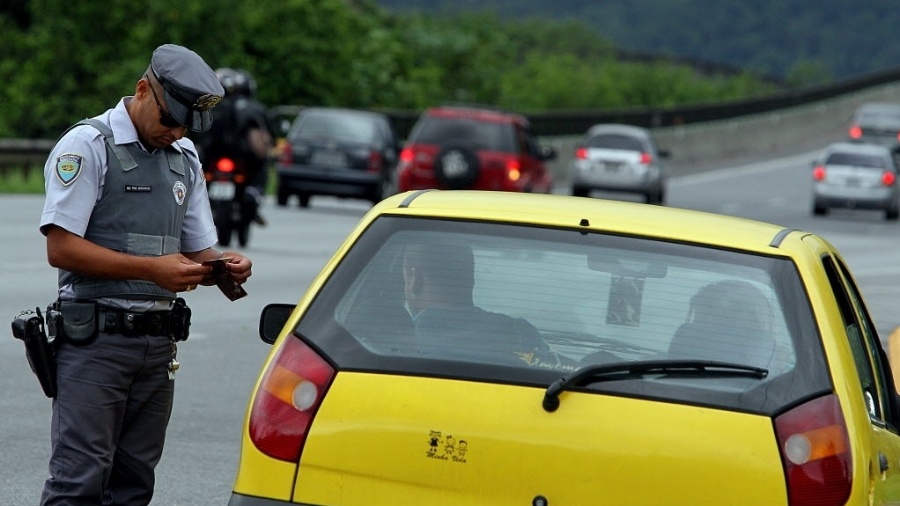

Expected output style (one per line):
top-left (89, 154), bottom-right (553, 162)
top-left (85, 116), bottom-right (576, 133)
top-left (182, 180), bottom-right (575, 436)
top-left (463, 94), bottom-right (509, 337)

top-left (238, 221), bottom-right (251, 247)
top-left (434, 139), bottom-right (480, 189)
top-left (298, 193), bottom-right (311, 208)
top-left (647, 187), bottom-right (665, 205)
top-left (369, 173), bottom-right (395, 205)
top-left (886, 205), bottom-right (899, 221)
top-left (276, 184), bottom-right (290, 207)
top-left (213, 203), bottom-right (232, 246)
top-left (572, 186), bottom-right (589, 198)
top-left (812, 200), bottom-right (828, 216)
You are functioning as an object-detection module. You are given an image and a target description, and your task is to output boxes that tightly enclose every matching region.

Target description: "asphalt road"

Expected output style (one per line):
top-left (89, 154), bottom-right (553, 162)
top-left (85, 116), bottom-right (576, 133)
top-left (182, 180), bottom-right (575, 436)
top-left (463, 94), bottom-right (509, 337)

top-left (3, 149), bottom-right (900, 504)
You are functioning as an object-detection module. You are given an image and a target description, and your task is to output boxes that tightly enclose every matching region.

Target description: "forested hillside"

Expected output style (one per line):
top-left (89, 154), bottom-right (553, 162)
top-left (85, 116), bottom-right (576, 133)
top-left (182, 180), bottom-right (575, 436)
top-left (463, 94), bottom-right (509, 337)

top-left (0, 0), bottom-right (777, 139)
top-left (377, 0), bottom-right (899, 83)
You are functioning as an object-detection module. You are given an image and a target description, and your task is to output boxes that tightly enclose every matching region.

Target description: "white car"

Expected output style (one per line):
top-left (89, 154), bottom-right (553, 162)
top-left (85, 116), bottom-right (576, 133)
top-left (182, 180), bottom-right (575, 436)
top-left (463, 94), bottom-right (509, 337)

top-left (811, 141), bottom-right (900, 220)
top-left (570, 123), bottom-right (670, 204)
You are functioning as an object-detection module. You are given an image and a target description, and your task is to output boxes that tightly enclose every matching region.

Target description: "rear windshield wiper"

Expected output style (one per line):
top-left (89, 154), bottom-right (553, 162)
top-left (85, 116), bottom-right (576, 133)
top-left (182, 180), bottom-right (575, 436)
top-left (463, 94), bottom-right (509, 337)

top-left (542, 359), bottom-right (768, 412)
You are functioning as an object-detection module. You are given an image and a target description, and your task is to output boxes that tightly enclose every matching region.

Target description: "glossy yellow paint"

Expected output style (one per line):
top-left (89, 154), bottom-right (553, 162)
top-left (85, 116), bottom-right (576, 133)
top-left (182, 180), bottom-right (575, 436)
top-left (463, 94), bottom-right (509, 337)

top-left (232, 191), bottom-right (900, 504)
top-left (289, 373), bottom-right (787, 506)
top-left (377, 190), bottom-right (789, 254)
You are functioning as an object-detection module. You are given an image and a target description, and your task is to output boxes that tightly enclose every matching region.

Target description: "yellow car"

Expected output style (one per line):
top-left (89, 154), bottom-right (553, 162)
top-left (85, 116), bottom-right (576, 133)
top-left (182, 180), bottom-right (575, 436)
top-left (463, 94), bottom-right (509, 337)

top-left (229, 190), bottom-right (900, 506)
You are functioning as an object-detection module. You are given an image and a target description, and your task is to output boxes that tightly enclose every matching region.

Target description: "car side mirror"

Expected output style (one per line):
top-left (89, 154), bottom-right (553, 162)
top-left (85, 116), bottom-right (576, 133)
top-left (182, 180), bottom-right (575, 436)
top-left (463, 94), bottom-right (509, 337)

top-left (258, 303), bottom-right (295, 345)
top-left (658, 149), bottom-right (671, 159)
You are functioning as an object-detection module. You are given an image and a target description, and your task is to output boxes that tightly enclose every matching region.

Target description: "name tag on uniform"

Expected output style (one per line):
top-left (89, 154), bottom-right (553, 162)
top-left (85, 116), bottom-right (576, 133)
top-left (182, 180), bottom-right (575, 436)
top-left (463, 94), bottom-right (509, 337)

top-left (125, 185), bottom-right (152, 192)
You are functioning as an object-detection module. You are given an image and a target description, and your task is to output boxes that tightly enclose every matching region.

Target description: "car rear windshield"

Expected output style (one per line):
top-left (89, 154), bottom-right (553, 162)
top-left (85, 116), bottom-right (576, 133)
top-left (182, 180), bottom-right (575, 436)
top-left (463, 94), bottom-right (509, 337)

top-left (410, 116), bottom-right (516, 152)
top-left (585, 134), bottom-right (645, 151)
top-left (826, 152), bottom-right (886, 168)
top-left (289, 111), bottom-right (376, 143)
top-left (294, 216), bottom-right (830, 415)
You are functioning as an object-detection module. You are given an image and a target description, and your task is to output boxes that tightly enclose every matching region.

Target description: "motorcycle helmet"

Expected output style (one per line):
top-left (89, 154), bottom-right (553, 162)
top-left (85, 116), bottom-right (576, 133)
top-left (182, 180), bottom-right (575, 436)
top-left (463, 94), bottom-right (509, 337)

top-left (234, 69), bottom-right (258, 98)
top-left (215, 67), bottom-right (245, 97)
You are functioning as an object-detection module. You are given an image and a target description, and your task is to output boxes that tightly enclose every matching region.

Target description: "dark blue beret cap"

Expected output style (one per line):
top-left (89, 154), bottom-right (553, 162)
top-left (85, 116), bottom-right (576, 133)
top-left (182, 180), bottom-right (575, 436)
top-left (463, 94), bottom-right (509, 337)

top-left (150, 44), bottom-right (225, 132)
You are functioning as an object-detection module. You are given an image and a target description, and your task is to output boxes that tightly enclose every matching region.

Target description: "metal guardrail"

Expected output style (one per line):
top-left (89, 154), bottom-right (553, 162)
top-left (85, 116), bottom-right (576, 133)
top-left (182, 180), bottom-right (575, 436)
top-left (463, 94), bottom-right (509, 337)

top-left (0, 139), bottom-right (56, 175)
top-left (6, 67), bottom-right (900, 177)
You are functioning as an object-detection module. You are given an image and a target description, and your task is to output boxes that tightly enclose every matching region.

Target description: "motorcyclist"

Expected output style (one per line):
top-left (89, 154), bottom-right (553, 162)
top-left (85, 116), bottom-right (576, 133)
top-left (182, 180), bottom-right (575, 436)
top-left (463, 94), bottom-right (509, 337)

top-left (195, 67), bottom-right (274, 227)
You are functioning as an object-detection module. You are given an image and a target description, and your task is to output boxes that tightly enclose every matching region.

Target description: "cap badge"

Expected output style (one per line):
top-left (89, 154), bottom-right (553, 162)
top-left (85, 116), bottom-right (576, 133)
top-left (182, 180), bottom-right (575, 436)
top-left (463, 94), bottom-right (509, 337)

top-left (55, 153), bottom-right (84, 187)
top-left (194, 94), bottom-right (222, 111)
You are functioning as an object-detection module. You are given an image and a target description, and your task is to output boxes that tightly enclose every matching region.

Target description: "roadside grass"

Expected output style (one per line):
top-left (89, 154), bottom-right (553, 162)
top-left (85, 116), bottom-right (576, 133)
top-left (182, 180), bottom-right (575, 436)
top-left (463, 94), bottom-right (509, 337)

top-left (0, 166), bottom-right (278, 196)
top-left (0, 167), bottom-right (44, 194)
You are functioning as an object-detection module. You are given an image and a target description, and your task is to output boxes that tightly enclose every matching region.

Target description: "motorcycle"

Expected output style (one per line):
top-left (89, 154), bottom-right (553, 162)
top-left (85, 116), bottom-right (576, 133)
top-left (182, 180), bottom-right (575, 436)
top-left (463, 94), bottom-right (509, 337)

top-left (205, 156), bottom-right (260, 248)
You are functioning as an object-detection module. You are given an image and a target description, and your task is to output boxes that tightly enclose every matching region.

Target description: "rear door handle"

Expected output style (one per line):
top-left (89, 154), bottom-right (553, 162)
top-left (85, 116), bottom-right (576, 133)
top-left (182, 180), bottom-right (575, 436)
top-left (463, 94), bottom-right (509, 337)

top-left (879, 452), bottom-right (890, 473)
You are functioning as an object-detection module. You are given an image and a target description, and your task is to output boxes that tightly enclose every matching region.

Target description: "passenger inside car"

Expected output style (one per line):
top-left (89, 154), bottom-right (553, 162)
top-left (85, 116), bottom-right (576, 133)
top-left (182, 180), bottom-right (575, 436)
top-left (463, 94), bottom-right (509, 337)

top-left (668, 279), bottom-right (777, 368)
top-left (401, 241), bottom-right (557, 366)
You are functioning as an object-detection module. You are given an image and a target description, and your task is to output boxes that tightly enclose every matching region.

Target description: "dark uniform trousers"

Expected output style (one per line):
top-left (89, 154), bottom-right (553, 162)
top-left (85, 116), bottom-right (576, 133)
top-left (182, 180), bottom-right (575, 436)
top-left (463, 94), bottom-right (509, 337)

top-left (40, 330), bottom-right (175, 506)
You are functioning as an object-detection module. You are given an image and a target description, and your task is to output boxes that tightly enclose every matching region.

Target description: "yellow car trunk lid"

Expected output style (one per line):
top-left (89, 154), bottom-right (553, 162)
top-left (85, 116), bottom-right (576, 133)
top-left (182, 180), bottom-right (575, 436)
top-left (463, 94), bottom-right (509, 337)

top-left (293, 372), bottom-right (787, 505)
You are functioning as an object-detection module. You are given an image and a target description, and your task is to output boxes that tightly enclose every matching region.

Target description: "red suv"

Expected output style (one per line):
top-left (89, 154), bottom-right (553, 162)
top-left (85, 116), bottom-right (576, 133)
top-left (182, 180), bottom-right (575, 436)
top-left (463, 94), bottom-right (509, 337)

top-left (396, 105), bottom-right (556, 193)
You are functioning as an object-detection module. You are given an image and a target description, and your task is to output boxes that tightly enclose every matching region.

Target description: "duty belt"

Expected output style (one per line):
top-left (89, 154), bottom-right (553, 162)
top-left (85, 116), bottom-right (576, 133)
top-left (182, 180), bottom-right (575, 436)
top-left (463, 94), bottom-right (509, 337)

top-left (98, 307), bottom-right (176, 337)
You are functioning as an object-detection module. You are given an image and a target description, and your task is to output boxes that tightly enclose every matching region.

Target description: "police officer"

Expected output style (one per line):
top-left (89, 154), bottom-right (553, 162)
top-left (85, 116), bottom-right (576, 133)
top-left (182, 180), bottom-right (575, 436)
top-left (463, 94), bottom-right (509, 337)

top-left (38, 44), bottom-right (253, 505)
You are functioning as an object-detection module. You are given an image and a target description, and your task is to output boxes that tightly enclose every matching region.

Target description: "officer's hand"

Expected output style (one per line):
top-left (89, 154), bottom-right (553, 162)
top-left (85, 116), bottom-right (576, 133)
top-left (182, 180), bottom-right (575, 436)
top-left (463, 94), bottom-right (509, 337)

top-left (152, 254), bottom-right (212, 293)
top-left (220, 251), bottom-right (252, 284)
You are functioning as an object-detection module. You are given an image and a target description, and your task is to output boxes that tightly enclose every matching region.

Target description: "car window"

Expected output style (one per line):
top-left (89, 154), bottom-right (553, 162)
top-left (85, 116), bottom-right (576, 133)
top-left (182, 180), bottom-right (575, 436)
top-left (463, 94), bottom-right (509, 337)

top-left (826, 255), bottom-right (897, 427)
top-left (412, 117), bottom-right (516, 152)
top-left (295, 216), bottom-right (830, 414)
top-left (826, 152), bottom-right (886, 169)
top-left (291, 112), bottom-right (376, 143)
top-left (586, 134), bottom-right (645, 151)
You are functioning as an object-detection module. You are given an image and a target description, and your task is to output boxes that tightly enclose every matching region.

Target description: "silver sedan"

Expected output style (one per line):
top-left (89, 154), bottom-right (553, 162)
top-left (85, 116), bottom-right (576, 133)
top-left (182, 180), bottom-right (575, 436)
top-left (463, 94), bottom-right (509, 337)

top-left (811, 141), bottom-right (900, 220)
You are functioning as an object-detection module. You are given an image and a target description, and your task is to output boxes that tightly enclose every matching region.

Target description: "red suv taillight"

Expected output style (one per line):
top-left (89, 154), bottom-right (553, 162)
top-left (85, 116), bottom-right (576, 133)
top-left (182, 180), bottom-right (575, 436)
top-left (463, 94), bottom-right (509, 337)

top-left (506, 158), bottom-right (521, 182)
top-left (849, 125), bottom-right (862, 139)
top-left (249, 336), bottom-right (335, 462)
top-left (883, 171), bottom-right (896, 186)
top-left (774, 394), bottom-right (851, 506)
top-left (575, 147), bottom-right (588, 160)
top-left (639, 152), bottom-right (653, 164)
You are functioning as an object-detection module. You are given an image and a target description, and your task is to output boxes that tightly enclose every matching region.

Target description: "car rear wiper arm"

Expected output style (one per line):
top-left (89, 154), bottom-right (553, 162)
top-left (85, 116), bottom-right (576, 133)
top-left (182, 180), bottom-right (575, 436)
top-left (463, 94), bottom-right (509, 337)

top-left (542, 359), bottom-right (768, 412)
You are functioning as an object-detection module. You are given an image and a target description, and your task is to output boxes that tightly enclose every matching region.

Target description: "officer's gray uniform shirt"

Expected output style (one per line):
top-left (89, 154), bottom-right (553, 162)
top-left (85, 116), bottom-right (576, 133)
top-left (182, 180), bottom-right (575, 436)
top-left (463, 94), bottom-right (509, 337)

top-left (40, 97), bottom-right (218, 307)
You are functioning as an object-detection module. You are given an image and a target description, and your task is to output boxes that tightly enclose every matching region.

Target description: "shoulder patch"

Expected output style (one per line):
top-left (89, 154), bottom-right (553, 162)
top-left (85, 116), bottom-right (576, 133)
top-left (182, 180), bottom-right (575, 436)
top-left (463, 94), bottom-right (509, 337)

top-left (55, 153), bottom-right (84, 187)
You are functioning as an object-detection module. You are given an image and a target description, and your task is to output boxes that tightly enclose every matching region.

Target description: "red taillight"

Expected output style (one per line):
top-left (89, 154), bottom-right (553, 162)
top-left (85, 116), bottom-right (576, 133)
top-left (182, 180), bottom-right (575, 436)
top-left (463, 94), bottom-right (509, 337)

top-left (249, 337), bottom-right (335, 462)
top-left (216, 157), bottom-right (235, 173)
top-left (812, 166), bottom-right (826, 181)
top-left (506, 158), bottom-right (521, 182)
top-left (883, 171), bottom-right (896, 186)
top-left (575, 147), bottom-right (588, 160)
top-left (849, 126), bottom-right (862, 139)
top-left (639, 152), bottom-right (653, 164)
top-left (774, 394), bottom-right (851, 506)
top-left (368, 150), bottom-right (383, 173)
top-left (399, 147), bottom-right (414, 164)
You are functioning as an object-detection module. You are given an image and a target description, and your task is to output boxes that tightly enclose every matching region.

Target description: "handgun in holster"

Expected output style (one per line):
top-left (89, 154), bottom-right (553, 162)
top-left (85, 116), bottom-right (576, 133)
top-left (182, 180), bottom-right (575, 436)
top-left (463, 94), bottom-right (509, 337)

top-left (11, 306), bottom-right (58, 398)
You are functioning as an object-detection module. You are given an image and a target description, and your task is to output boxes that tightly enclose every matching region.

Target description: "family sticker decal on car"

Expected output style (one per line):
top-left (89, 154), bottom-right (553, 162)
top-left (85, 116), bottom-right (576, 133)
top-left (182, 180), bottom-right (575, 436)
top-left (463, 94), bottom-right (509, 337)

top-left (426, 430), bottom-right (468, 463)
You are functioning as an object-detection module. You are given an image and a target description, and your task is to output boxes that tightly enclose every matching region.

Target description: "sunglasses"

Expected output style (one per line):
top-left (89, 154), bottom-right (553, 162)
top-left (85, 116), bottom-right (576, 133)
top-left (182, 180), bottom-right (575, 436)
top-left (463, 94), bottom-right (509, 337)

top-left (144, 74), bottom-right (183, 129)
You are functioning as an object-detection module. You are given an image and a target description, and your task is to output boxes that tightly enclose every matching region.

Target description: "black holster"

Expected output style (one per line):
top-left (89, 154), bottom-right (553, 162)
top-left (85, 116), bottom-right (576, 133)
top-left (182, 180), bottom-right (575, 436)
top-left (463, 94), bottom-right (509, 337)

top-left (170, 297), bottom-right (191, 342)
top-left (11, 307), bottom-right (57, 398)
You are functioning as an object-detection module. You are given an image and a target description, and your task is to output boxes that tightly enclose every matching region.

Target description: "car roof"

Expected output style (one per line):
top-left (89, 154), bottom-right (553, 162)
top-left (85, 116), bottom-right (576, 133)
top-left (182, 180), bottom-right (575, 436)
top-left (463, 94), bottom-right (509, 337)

top-left (824, 141), bottom-right (893, 156)
top-left (425, 105), bottom-right (528, 126)
top-left (855, 102), bottom-right (900, 114)
top-left (379, 190), bottom-right (793, 254)
top-left (584, 123), bottom-right (652, 138)
top-left (297, 106), bottom-right (385, 120)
